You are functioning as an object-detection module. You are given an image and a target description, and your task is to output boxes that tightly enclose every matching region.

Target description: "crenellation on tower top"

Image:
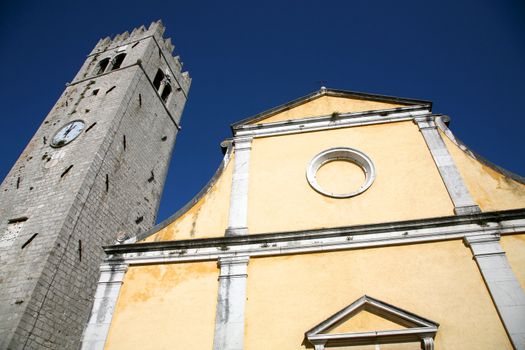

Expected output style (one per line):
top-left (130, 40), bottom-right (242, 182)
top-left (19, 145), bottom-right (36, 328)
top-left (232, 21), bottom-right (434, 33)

top-left (181, 71), bottom-right (191, 85)
top-left (173, 55), bottom-right (182, 71)
top-left (89, 21), bottom-right (166, 56)
top-left (130, 25), bottom-right (146, 37)
top-left (147, 19), bottom-right (165, 38)
top-left (83, 21), bottom-right (191, 92)
top-left (164, 38), bottom-right (175, 54)
top-left (113, 31), bottom-right (129, 42)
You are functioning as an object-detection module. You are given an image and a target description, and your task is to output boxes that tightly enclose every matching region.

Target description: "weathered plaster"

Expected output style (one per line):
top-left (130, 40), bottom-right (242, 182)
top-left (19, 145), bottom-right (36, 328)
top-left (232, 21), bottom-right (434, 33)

top-left (441, 129), bottom-right (525, 212)
top-left (103, 262), bottom-right (219, 350)
top-left (248, 121), bottom-right (454, 234)
top-left (244, 240), bottom-right (512, 349)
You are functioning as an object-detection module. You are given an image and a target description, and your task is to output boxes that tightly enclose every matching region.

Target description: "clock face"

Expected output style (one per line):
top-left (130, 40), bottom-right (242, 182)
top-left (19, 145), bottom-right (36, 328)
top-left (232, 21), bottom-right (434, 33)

top-left (51, 120), bottom-right (85, 148)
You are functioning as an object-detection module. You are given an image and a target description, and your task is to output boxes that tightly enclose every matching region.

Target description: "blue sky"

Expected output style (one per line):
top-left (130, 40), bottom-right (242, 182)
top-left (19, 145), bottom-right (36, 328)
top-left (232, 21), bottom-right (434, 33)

top-left (1, 0), bottom-right (524, 223)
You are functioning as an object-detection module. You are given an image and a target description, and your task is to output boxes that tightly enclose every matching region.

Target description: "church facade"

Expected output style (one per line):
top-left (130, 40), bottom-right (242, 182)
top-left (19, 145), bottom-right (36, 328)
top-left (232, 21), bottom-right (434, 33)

top-left (1, 21), bottom-right (524, 350)
top-left (81, 85), bottom-right (525, 349)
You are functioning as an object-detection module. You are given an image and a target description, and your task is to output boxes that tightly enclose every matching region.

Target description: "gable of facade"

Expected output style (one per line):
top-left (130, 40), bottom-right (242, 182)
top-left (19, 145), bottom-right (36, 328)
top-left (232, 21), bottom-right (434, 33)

top-left (137, 87), bottom-right (525, 242)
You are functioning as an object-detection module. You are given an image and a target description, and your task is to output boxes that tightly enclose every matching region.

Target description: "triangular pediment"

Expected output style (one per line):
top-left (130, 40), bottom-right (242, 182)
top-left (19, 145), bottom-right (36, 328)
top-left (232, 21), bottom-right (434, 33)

top-left (232, 88), bottom-right (431, 128)
top-left (305, 295), bottom-right (438, 349)
top-left (326, 309), bottom-right (406, 334)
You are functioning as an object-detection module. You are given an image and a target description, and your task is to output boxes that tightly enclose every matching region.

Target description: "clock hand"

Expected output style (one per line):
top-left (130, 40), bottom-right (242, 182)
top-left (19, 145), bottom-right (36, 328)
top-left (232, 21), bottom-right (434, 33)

top-left (64, 124), bottom-right (75, 136)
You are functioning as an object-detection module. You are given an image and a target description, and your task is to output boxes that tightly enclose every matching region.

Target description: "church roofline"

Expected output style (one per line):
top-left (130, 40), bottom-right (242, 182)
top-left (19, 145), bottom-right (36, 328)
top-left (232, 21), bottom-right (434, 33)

top-left (435, 115), bottom-right (525, 185)
top-left (131, 142), bottom-right (234, 243)
top-left (231, 87), bottom-right (433, 129)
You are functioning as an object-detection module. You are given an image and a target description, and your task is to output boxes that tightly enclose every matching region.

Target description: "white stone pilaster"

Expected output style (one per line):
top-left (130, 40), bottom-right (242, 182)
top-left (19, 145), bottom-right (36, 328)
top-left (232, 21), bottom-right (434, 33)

top-left (415, 116), bottom-right (480, 215)
top-left (314, 343), bottom-right (326, 350)
top-left (226, 137), bottom-right (252, 236)
top-left (421, 337), bottom-right (434, 350)
top-left (213, 255), bottom-right (250, 350)
top-left (80, 263), bottom-right (128, 350)
top-left (464, 234), bottom-right (525, 349)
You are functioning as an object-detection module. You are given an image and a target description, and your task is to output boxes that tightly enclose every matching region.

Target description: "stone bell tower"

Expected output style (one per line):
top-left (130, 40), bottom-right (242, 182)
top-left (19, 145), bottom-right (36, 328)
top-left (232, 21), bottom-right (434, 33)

top-left (0, 21), bottom-right (190, 349)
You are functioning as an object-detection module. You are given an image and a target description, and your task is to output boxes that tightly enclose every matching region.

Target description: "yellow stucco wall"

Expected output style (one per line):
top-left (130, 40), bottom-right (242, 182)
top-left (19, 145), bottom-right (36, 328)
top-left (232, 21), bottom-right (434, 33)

top-left (442, 132), bottom-right (525, 212)
top-left (143, 155), bottom-right (234, 242)
top-left (327, 310), bottom-right (404, 333)
top-left (244, 240), bottom-right (512, 349)
top-left (253, 95), bottom-right (405, 124)
top-left (104, 262), bottom-right (219, 350)
top-left (248, 121), bottom-right (454, 234)
top-left (501, 233), bottom-right (525, 291)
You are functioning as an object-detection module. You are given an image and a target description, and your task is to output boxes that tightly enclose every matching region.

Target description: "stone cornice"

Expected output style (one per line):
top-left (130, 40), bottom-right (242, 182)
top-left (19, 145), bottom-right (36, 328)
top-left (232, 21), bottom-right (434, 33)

top-left (233, 106), bottom-right (430, 138)
top-left (104, 208), bottom-right (525, 264)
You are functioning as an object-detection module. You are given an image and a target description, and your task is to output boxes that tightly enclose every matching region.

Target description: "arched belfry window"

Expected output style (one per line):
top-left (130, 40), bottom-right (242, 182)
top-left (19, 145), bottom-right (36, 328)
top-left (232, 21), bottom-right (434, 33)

top-left (161, 83), bottom-right (172, 102)
top-left (96, 58), bottom-right (110, 75)
top-left (111, 53), bottom-right (126, 70)
top-left (153, 69), bottom-right (165, 91)
top-left (152, 68), bottom-right (172, 104)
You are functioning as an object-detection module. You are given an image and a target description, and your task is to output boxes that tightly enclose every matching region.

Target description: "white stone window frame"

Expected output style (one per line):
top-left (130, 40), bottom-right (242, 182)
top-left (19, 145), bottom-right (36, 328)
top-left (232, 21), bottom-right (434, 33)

top-left (306, 147), bottom-right (376, 198)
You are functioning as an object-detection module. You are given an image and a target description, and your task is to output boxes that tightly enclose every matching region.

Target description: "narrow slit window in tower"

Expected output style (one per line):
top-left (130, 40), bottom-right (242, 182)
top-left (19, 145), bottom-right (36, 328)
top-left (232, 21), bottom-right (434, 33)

top-left (111, 53), bottom-right (126, 70)
top-left (161, 84), bottom-right (172, 102)
top-left (153, 69), bottom-right (164, 91)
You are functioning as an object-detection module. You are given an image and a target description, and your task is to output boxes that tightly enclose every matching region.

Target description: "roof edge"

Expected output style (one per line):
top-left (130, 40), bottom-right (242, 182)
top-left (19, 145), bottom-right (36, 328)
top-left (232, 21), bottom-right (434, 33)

top-left (131, 142), bottom-right (234, 243)
top-left (435, 116), bottom-right (525, 185)
top-left (231, 87), bottom-right (433, 129)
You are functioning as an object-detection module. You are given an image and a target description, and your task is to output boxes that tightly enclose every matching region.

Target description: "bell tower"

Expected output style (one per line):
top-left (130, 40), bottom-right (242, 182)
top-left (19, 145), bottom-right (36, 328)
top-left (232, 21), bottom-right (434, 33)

top-left (0, 21), bottom-right (190, 349)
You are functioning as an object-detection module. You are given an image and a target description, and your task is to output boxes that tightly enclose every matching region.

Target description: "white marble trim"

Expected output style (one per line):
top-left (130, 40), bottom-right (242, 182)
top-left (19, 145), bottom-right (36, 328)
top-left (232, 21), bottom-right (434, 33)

top-left (213, 255), bottom-right (250, 350)
top-left (415, 116), bottom-right (481, 215)
top-left (226, 137), bottom-right (252, 236)
top-left (234, 109), bottom-right (430, 138)
top-left (464, 234), bottom-right (525, 349)
top-left (106, 218), bottom-right (525, 265)
top-left (80, 263), bottom-right (128, 350)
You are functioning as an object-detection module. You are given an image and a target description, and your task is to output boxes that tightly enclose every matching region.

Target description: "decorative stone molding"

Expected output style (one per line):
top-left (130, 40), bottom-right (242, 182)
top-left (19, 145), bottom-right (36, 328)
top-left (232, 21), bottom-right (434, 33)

top-left (464, 234), bottom-right (525, 349)
top-left (102, 210), bottom-right (525, 266)
top-left (306, 147), bottom-right (376, 198)
top-left (421, 337), bottom-right (435, 350)
top-left (414, 116), bottom-right (481, 215)
top-left (213, 255), bottom-right (250, 350)
top-left (80, 263), bottom-right (128, 350)
top-left (234, 108), bottom-right (430, 138)
top-left (305, 295), bottom-right (438, 350)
